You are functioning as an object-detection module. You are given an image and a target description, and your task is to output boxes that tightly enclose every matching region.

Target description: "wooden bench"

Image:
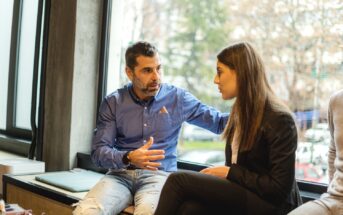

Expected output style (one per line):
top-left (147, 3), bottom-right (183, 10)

top-left (2, 152), bottom-right (325, 215)
top-left (2, 153), bottom-right (138, 215)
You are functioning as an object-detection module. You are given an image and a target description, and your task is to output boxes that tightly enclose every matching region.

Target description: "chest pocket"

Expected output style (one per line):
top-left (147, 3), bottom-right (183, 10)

top-left (154, 113), bottom-right (174, 133)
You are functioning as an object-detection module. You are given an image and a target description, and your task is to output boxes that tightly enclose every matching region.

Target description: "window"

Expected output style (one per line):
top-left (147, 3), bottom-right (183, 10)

top-left (0, 0), bottom-right (44, 155)
top-left (104, 0), bottom-right (343, 186)
top-left (0, 0), bottom-right (14, 130)
top-left (15, 0), bottom-right (39, 129)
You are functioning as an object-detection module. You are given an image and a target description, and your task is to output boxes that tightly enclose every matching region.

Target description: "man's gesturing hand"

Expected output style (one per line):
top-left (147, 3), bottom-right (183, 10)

top-left (128, 137), bottom-right (165, 170)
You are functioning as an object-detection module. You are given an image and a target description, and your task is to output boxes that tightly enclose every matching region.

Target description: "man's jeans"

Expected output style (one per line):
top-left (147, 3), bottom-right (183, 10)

top-left (73, 169), bottom-right (169, 215)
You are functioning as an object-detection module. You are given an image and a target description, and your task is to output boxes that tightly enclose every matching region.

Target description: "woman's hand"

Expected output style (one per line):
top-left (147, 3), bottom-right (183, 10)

top-left (200, 166), bottom-right (230, 179)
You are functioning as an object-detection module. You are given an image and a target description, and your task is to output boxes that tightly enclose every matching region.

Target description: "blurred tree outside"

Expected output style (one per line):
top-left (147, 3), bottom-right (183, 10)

top-left (112, 0), bottom-right (343, 136)
top-left (161, 0), bottom-right (232, 112)
top-left (225, 0), bottom-right (343, 129)
top-left (108, 0), bottom-right (342, 174)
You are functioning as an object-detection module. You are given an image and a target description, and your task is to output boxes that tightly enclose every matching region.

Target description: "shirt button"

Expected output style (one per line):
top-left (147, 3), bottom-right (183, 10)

top-left (143, 140), bottom-right (147, 143)
top-left (144, 123), bottom-right (147, 127)
top-left (144, 107), bottom-right (147, 110)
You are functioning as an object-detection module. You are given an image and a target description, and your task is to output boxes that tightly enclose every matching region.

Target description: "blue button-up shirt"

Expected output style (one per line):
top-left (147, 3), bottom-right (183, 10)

top-left (91, 83), bottom-right (229, 172)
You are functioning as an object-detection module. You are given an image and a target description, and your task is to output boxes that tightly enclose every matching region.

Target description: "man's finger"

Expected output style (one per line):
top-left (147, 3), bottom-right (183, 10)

top-left (141, 136), bottom-right (154, 149)
top-left (146, 149), bottom-right (165, 155)
top-left (147, 155), bottom-right (165, 161)
top-left (143, 161), bottom-right (161, 167)
top-left (145, 166), bottom-right (158, 171)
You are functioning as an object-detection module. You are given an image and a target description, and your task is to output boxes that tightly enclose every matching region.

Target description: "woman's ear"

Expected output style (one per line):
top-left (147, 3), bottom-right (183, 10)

top-left (125, 66), bottom-right (133, 81)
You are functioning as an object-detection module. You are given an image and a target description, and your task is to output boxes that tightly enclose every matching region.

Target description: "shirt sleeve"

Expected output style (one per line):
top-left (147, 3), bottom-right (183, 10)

top-left (181, 90), bottom-right (228, 133)
top-left (91, 98), bottom-right (128, 169)
top-left (227, 114), bottom-right (297, 205)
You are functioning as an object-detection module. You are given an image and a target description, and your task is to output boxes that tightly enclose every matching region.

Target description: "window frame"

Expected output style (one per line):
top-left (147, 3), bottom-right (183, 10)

top-left (1, 0), bottom-right (32, 140)
top-left (0, 0), bottom-right (47, 157)
top-left (98, 0), bottom-right (329, 201)
top-left (96, 0), bottom-right (111, 115)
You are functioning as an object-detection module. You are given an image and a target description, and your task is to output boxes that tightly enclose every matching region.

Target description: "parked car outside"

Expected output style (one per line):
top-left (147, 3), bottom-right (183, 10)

top-left (295, 162), bottom-right (325, 183)
top-left (304, 123), bottom-right (330, 142)
top-left (182, 123), bottom-right (220, 141)
top-left (296, 141), bottom-right (328, 166)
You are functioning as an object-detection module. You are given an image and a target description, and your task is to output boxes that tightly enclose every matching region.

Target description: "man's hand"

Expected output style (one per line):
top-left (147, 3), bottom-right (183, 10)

top-left (200, 166), bottom-right (230, 179)
top-left (128, 137), bottom-right (165, 170)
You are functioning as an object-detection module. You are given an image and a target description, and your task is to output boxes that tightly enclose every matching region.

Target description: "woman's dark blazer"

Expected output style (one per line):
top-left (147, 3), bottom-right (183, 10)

top-left (226, 105), bottom-right (302, 213)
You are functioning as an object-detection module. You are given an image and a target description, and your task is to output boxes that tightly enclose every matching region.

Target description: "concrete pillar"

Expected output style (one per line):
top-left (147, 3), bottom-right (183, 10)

top-left (43, 0), bottom-right (101, 171)
top-left (69, 0), bottom-right (102, 169)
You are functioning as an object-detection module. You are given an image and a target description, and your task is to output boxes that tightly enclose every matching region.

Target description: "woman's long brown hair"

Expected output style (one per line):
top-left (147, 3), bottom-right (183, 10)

top-left (218, 42), bottom-right (290, 151)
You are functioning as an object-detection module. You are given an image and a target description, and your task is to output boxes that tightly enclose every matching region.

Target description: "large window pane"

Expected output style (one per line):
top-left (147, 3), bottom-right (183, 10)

top-left (15, 0), bottom-right (39, 129)
top-left (107, 0), bottom-right (343, 184)
top-left (0, 0), bottom-right (14, 130)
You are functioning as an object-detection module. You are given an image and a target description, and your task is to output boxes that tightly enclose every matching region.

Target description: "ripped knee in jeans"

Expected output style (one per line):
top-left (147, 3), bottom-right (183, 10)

top-left (72, 198), bottom-right (105, 215)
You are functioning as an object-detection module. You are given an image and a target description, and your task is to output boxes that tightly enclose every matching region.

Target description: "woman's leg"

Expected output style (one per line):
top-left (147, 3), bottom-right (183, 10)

top-left (177, 200), bottom-right (235, 215)
top-left (155, 170), bottom-right (276, 215)
top-left (177, 200), bottom-right (211, 215)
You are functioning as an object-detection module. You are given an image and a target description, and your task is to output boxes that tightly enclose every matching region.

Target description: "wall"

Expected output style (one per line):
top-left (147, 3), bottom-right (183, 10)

top-left (43, 0), bottom-right (101, 171)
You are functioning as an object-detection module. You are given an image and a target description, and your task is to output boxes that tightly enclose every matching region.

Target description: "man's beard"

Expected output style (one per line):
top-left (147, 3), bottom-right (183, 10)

top-left (141, 82), bottom-right (160, 96)
top-left (132, 76), bottom-right (161, 97)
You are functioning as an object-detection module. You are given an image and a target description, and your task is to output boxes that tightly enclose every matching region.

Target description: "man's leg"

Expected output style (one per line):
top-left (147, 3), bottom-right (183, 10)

top-left (133, 170), bottom-right (169, 215)
top-left (288, 200), bottom-right (330, 215)
top-left (73, 173), bottom-right (133, 215)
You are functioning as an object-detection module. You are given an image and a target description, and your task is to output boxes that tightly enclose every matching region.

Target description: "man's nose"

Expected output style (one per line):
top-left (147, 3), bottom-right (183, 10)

top-left (151, 70), bottom-right (160, 80)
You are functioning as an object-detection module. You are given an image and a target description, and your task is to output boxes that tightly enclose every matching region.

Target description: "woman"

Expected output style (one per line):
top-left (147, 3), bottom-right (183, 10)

top-left (155, 42), bottom-right (302, 215)
top-left (288, 89), bottom-right (343, 215)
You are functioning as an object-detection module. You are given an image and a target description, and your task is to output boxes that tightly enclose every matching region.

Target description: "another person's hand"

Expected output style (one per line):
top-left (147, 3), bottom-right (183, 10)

top-left (200, 166), bottom-right (230, 179)
top-left (128, 137), bottom-right (165, 170)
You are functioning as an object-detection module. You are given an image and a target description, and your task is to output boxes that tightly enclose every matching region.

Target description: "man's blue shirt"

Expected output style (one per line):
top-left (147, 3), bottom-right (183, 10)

top-left (91, 83), bottom-right (229, 172)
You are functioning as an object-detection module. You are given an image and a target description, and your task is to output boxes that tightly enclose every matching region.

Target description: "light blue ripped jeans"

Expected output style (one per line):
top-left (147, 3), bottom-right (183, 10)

top-left (73, 169), bottom-right (169, 215)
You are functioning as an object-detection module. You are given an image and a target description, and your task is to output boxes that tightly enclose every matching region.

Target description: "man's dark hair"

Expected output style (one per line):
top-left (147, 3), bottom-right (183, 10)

top-left (125, 41), bottom-right (158, 70)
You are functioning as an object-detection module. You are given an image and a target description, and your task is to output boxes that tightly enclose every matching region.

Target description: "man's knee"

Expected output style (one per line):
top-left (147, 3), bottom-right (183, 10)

top-left (134, 203), bottom-right (156, 215)
top-left (73, 197), bottom-right (105, 215)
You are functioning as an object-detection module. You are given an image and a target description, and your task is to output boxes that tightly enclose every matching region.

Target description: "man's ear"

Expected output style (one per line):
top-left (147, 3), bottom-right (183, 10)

top-left (125, 66), bottom-right (133, 81)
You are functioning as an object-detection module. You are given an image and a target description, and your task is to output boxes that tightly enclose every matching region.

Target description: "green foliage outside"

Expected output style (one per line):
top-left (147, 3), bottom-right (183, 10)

top-left (163, 0), bottom-right (231, 112)
top-left (179, 140), bottom-right (226, 151)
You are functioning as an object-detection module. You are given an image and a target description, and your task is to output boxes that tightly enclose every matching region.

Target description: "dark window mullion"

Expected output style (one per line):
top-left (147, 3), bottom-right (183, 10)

top-left (7, 0), bottom-right (21, 131)
top-left (97, 0), bottom-right (111, 115)
top-left (7, 0), bottom-right (31, 140)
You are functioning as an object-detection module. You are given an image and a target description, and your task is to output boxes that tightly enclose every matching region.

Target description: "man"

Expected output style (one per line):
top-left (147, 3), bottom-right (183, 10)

top-left (289, 89), bottom-right (343, 215)
top-left (73, 41), bottom-right (228, 215)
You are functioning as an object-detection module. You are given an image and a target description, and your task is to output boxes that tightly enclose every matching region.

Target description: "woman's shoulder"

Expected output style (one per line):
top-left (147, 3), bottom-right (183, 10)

top-left (261, 108), bottom-right (297, 147)
top-left (262, 105), bottom-right (296, 130)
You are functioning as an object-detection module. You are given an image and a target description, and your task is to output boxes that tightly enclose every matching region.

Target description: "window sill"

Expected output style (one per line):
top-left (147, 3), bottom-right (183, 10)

top-left (0, 134), bottom-right (30, 157)
top-left (76, 153), bottom-right (327, 202)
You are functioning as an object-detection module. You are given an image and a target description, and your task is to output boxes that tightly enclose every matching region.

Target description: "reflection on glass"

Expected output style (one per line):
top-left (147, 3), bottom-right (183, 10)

top-left (15, 0), bottom-right (39, 129)
top-left (0, 0), bottom-right (14, 129)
